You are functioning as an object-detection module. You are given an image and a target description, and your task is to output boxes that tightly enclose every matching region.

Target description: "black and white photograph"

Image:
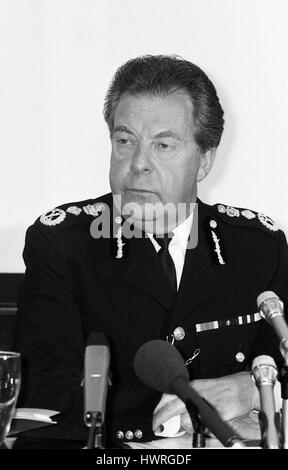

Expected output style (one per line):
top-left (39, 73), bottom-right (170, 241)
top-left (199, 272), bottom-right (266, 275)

top-left (0, 0), bottom-right (288, 454)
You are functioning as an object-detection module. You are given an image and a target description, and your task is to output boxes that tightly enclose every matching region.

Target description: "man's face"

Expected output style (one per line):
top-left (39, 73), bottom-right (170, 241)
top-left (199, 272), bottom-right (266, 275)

top-left (109, 91), bottom-right (212, 230)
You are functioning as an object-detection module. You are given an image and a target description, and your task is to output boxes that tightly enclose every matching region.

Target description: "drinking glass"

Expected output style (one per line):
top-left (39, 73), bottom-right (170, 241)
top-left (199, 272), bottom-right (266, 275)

top-left (0, 352), bottom-right (21, 446)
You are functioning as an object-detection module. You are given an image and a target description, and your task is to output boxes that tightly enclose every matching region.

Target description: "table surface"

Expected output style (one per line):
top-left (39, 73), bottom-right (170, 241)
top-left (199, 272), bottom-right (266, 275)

top-left (128, 435), bottom-right (260, 449)
top-left (3, 434), bottom-right (261, 450)
top-left (3, 411), bottom-right (263, 449)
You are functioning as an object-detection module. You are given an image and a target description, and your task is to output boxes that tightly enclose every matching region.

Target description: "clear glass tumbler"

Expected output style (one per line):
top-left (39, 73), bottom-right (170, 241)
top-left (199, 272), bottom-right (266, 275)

top-left (0, 352), bottom-right (21, 446)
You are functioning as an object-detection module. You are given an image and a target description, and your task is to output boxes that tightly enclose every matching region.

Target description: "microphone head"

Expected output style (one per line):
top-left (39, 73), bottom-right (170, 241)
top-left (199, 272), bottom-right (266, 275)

top-left (86, 332), bottom-right (109, 347)
top-left (84, 332), bottom-right (110, 427)
top-left (257, 291), bottom-right (279, 310)
top-left (257, 291), bottom-right (283, 324)
top-left (251, 355), bottom-right (278, 385)
top-left (133, 339), bottom-right (189, 394)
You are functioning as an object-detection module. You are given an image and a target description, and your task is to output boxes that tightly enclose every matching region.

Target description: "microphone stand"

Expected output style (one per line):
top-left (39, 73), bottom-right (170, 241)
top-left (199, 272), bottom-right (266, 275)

top-left (86, 412), bottom-right (105, 449)
top-left (185, 399), bottom-right (206, 448)
top-left (279, 364), bottom-right (288, 449)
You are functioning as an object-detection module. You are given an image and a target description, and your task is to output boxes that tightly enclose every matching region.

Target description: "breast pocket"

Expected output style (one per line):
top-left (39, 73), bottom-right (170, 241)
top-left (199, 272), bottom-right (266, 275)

top-left (196, 321), bottom-right (260, 378)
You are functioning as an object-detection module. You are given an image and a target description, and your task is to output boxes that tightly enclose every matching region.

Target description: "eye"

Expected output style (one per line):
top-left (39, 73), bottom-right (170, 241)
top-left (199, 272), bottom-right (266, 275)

top-left (156, 142), bottom-right (170, 150)
top-left (117, 138), bottom-right (129, 145)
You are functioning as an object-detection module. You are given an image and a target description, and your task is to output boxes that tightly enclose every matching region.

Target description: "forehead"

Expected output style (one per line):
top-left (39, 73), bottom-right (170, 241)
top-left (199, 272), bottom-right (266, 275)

top-left (113, 92), bottom-right (194, 135)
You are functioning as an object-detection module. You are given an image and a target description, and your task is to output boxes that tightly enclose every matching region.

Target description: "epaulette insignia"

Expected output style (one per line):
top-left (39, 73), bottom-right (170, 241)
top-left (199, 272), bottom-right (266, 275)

top-left (217, 204), bottom-right (226, 214)
top-left (40, 208), bottom-right (66, 226)
top-left (83, 203), bottom-right (105, 217)
top-left (257, 213), bottom-right (278, 232)
top-left (241, 209), bottom-right (256, 220)
top-left (217, 204), bottom-right (278, 232)
top-left (66, 206), bottom-right (82, 216)
top-left (217, 205), bottom-right (240, 218)
top-left (39, 201), bottom-right (107, 228)
top-left (226, 206), bottom-right (240, 218)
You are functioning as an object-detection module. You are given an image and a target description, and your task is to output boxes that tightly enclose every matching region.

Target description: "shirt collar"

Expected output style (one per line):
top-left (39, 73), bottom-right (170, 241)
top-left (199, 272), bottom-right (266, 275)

top-left (147, 210), bottom-right (194, 252)
top-left (170, 211), bottom-right (194, 250)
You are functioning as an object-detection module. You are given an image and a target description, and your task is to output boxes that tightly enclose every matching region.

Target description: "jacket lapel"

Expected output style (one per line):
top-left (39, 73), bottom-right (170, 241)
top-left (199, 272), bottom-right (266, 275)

top-left (121, 235), bottom-right (175, 309)
top-left (170, 200), bottom-right (227, 325)
top-left (95, 215), bottom-right (175, 310)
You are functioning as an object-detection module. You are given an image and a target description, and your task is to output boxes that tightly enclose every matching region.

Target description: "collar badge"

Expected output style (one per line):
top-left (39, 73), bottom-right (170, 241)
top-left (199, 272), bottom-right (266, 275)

top-left (115, 225), bottom-right (125, 258)
top-left (211, 230), bottom-right (226, 265)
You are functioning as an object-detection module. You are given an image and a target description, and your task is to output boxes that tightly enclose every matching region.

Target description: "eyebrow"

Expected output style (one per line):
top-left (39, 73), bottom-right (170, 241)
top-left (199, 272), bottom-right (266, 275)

top-left (112, 126), bottom-right (181, 141)
top-left (153, 131), bottom-right (181, 140)
top-left (112, 125), bottom-right (136, 137)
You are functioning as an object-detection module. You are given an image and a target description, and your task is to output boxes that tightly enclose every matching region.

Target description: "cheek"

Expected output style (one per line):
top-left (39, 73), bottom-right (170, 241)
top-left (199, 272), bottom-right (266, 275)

top-left (160, 160), bottom-right (196, 185)
top-left (109, 154), bottom-right (129, 189)
top-left (180, 156), bottom-right (199, 182)
top-left (163, 159), bottom-right (198, 197)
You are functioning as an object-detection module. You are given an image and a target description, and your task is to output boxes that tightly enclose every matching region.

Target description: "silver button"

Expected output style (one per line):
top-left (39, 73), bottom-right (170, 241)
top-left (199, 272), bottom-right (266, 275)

top-left (115, 216), bottom-right (122, 224)
top-left (235, 352), bottom-right (245, 363)
top-left (209, 220), bottom-right (217, 229)
top-left (173, 327), bottom-right (185, 342)
top-left (116, 430), bottom-right (124, 440)
top-left (125, 430), bottom-right (134, 440)
top-left (134, 429), bottom-right (143, 439)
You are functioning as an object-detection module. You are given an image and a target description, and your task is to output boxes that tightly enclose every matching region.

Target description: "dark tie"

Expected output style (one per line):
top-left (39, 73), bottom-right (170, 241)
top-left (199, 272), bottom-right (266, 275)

top-left (155, 232), bottom-right (177, 292)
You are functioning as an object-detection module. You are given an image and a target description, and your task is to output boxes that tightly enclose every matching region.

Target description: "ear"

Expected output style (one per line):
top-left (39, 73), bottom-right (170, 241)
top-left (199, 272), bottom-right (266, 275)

top-left (196, 148), bottom-right (217, 182)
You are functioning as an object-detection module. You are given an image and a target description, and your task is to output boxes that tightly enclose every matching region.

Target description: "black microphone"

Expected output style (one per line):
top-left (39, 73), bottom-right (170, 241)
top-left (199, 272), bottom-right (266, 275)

top-left (257, 291), bottom-right (288, 365)
top-left (251, 355), bottom-right (280, 449)
top-left (84, 332), bottom-right (110, 428)
top-left (134, 339), bottom-right (245, 448)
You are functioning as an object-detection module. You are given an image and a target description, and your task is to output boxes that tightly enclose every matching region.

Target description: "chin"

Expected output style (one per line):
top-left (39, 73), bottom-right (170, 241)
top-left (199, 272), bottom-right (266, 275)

top-left (122, 201), bottom-right (146, 220)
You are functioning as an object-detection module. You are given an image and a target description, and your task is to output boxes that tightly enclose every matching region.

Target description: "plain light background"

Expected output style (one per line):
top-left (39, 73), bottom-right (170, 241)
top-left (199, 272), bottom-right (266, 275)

top-left (1, 0), bottom-right (288, 272)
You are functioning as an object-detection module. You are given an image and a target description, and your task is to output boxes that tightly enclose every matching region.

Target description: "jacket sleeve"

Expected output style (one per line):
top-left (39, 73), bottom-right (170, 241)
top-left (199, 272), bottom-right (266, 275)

top-left (13, 225), bottom-right (88, 441)
top-left (13, 225), bottom-right (157, 445)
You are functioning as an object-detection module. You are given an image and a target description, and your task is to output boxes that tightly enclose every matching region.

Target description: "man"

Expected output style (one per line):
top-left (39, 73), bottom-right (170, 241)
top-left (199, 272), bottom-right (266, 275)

top-left (14, 55), bottom-right (288, 447)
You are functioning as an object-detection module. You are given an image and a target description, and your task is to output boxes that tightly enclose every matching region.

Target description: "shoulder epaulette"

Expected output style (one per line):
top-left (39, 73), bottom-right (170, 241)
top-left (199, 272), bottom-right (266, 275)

top-left (33, 195), bottom-right (110, 239)
top-left (212, 203), bottom-right (279, 237)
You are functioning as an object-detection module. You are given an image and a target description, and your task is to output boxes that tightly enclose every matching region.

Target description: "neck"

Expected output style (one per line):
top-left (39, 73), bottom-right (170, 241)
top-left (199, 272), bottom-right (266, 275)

top-left (127, 202), bottom-right (197, 235)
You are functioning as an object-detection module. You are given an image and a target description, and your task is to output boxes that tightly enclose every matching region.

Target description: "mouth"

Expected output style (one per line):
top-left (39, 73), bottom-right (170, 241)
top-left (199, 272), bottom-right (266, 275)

top-left (125, 188), bottom-right (155, 194)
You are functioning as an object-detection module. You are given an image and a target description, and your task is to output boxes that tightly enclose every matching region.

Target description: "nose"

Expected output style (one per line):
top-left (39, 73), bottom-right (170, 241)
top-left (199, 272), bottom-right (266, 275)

top-left (130, 143), bottom-right (152, 175)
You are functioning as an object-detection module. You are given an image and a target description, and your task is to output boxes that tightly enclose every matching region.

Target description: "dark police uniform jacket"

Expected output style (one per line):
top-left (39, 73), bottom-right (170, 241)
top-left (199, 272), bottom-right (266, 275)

top-left (13, 193), bottom-right (288, 445)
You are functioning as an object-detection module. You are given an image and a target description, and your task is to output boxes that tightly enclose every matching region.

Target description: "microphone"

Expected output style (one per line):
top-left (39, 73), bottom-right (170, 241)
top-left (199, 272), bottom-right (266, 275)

top-left (251, 355), bottom-right (280, 449)
top-left (134, 339), bottom-right (245, 447)
top-left (84, 332), bottom-right (110, 428)
top-left (257, 291), bottom-right (288, 364)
